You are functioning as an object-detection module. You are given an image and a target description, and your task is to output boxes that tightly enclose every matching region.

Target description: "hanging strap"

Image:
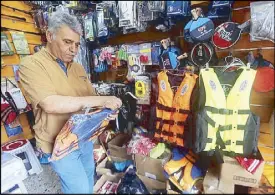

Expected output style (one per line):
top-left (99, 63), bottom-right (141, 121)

top-left (157, 102), bottom-right (191, 114)
top-left (205, 106), bottom-right (250, 115)
top-left (156, 117), bottom-right (187, 126)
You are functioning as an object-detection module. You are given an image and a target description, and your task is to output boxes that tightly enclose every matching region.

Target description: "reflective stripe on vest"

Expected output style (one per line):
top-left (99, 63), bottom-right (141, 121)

top-left (154, 71), bottom-right (197, 146)
top-left (200, 67), bottom-right (256, 155)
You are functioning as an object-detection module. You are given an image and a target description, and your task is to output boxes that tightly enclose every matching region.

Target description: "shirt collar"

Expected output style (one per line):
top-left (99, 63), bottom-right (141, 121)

top-left (43, 47), bottom-right (73, 68)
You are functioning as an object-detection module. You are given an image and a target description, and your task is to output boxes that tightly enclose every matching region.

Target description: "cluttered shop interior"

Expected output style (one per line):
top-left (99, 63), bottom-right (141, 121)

top-left (1, 1), bottom-right (274, 194)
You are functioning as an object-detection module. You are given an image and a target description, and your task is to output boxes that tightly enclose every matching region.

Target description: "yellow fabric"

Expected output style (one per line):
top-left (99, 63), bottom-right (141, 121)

top-left (155, 71), bottom-right (197, 146)
top-left (19, 48), bottom-right (96, 153)
top-left (200, 67), bottom-right (256, 154)
top-left (263, 164), bottom-right (275, 187)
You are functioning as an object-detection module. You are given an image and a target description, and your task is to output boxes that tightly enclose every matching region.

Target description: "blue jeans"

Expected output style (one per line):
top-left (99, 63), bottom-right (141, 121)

top-left (50, 141), bottom-right (95, 194)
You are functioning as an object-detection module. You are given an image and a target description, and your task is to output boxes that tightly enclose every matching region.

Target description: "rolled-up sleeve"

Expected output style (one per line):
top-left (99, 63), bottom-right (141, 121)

top-left (19, 57), bottom-right (57, 109)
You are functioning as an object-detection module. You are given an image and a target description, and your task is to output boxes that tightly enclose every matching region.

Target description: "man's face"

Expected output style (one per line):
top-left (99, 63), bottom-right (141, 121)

top-left (46, 25), bottom-right (80, 63)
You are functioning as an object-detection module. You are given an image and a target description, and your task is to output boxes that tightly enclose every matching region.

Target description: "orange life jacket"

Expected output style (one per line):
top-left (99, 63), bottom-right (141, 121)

top-left (164, 149), bottom-right (203, 192)
top-left (154, 71), bottom-right (198, 146)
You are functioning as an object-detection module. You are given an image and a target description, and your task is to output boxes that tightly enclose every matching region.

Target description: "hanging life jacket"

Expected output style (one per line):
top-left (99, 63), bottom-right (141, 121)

top-left (195, 67), bottom-right (260, 160)
top-left (164, 148), bottom-right (203, 193)
top-left (154, 71), bottom-right (198, 147)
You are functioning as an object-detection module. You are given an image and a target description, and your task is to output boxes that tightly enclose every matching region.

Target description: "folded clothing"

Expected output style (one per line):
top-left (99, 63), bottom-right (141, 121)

top-left (235, 156), bottom-right (264, 174)
top-left (127, 134), bottom-right (156, 156)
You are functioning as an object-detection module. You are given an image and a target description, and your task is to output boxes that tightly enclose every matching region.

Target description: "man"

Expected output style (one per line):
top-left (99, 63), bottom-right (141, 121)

top-left (19, 11), bottom-right (122, 193)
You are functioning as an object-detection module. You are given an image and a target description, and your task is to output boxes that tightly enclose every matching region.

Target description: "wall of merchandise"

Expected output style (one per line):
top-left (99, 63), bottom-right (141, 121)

top-left (1, 0), bottom-right (274, 153)
top-left (1, 1), bottom-right (43, 144)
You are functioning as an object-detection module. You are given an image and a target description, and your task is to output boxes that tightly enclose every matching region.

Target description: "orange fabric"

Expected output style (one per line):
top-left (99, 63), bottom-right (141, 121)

top-left (155, 71), bottom-right (197, 146)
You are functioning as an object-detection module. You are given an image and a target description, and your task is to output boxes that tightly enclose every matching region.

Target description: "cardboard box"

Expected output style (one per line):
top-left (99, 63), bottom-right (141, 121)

top-left (93, 173), bottom-right (124, 193)
top-left (218, 154), bottom-right (265, 194)
top-left (134, 154), bottom-right (167, 193)
top-left (138, 174), bottom-right (166, 193)
top-left (96, 157), bottom-right (112, 176)
top-left (109, 154), bottom-right (132, 162)
top-left (107, 134), bottom-right (132, 160)
top-left (134, 154), bottom-right (166, 181)
top-left (203, 167), bottom-right (224, 194)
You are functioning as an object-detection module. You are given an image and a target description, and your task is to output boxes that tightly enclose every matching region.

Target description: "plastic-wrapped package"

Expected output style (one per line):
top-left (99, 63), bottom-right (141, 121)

top-left (135, 75), bottom-right (151, 105)
top-left (118, 1), bottom-right (135, 27)
top-left (250, 1), bottom-right (274, 43)
top-left (212, 1), bottom-right (234, 7)
top-left (137, 1), bottom-right (154, 22)
top-left (99, 46), bottom-right (115, 66)
top-left (102, 1), bottom-right (119, 37)
top-left (92, 83), bottom-right (112, 96)
top-left (96, 3), bottom-right (108, 38)
top-left (148, 1), bottom-right (165, 12)
top-left (51, 108), bottom-right (118, 161)
top-left (74, 36), bottom-right (90, 78)
top-left (139, 43), bottom-right (152, 65)
top-left (1, 32), bottom-right (14, 56)
top-left (126, 134), bottom-right (156, 156)
top-left (166, 1), bottom-right (191, 16)
top-left (160, 46), bottom-right (182, 69)
top-left (93, 49), bottom-right (108, 73)
top-left (127, 45), bottom-right (145, 79)
top-left (83, 12), bottom-right (97, 41)
top-left (123, 2), bottom-right (139, 33)
top-left (151, 42), bottom-right (161, 65)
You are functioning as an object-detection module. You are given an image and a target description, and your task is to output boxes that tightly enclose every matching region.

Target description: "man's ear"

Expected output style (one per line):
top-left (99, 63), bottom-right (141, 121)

top-left (46, 30), bottom-right (54, 43)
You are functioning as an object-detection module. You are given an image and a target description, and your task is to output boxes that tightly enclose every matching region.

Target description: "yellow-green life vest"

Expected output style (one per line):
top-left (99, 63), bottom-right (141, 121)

top-left (195, 67), bottom-right (260, 157)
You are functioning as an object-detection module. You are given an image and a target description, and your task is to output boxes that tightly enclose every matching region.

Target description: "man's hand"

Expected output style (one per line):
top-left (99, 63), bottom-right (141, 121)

top-left (103, 96), bottom-right (122, 110)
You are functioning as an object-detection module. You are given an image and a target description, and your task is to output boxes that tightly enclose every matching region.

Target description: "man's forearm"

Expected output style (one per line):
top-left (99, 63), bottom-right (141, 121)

top-left (40, 95), bottom-right (109, 114)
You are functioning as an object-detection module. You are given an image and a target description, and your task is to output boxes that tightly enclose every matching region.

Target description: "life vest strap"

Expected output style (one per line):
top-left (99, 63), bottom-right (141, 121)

top-left (219, 125), bottom-right (245, 131)
top-left (205, 106), bottom-right (250, 115)
top-left (155, 129), bottom-right (162, 134)
top-left (168, 167), bottom-right (183, 177)
top-left (224, 140), bottom-right (244, 145)
top-left (161, 130), bottom-right (174, 137)
top-left (156, 117), bottom-right (187, 126)
top-left (214, 146), bottom-right (224, 164)
top-left (204, 114), bottom-right (226, 149)
top-left (157, 102), bottom-right (190, 114)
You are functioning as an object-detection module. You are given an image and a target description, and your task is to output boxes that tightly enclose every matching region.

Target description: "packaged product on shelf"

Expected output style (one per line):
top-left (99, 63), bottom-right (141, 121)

top-left (135, 75), bottom-right (151, 105)
top-left (10, 31), bottom-right (30, 55)
top-left (1, 32), bottom-right (14, 56)
top-left (139, 43), bottom-right (152, 65)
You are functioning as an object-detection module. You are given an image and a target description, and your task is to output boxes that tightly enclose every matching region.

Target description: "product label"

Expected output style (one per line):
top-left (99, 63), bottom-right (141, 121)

top-left (145, 172), bottom-right (157, 180)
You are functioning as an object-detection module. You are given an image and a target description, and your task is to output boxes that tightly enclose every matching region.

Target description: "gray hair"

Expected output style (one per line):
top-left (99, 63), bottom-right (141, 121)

top-left (47, 11), bottom-right (82, 36)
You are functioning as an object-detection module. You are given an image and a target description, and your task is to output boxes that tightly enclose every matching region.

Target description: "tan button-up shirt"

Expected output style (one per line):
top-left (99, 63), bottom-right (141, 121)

top-left (19, 47), bottom-right (96, 153)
